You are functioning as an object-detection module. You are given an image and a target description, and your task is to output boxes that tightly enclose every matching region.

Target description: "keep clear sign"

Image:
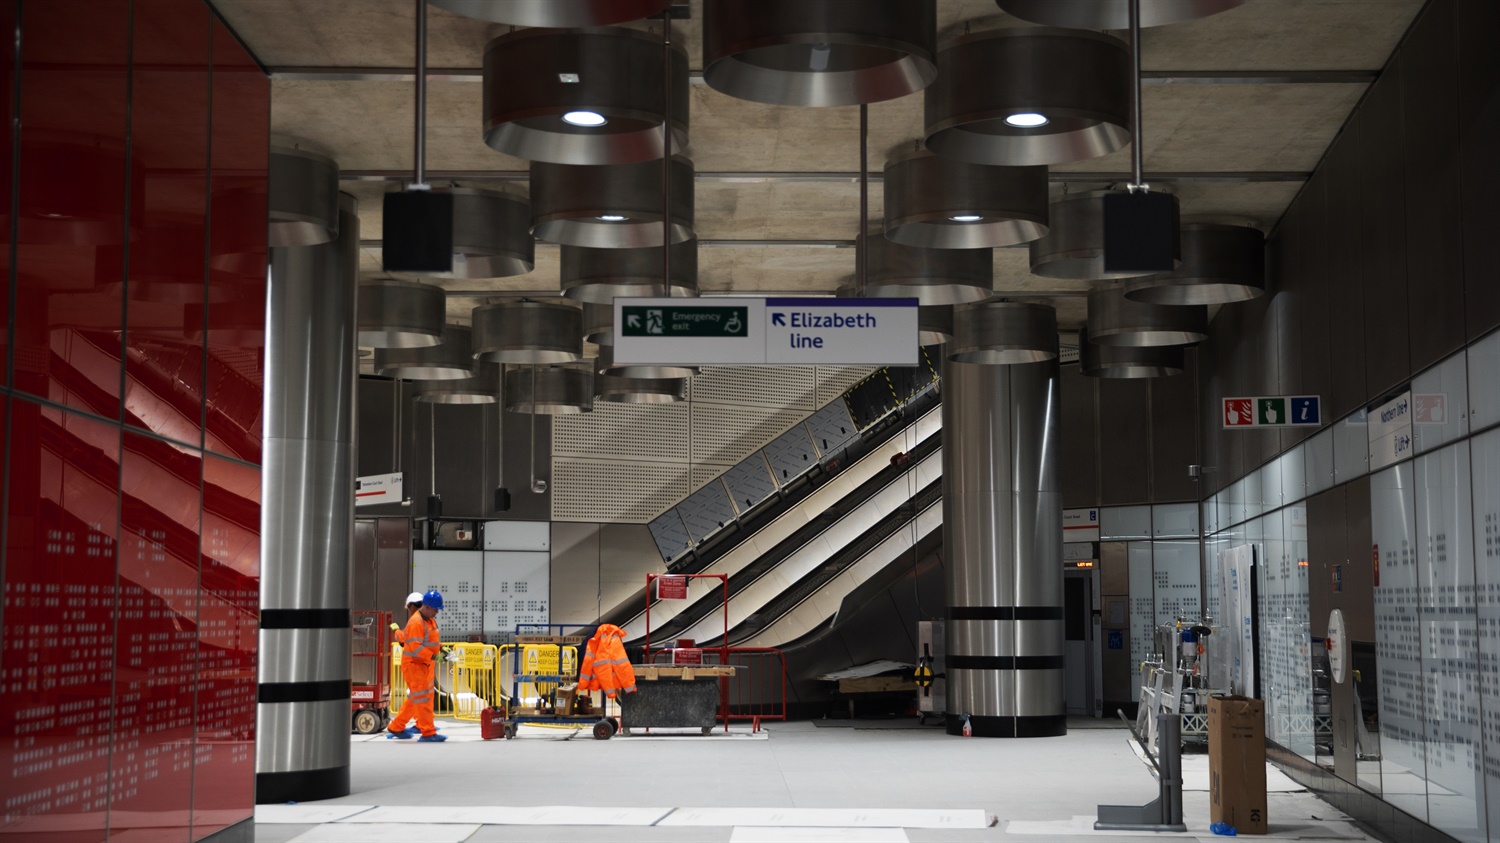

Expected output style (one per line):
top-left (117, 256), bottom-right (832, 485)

top-left (613, 297), bottom-right (918, 366)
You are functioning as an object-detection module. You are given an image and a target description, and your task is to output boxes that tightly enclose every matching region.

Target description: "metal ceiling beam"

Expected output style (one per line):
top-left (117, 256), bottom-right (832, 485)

top-left (342, 169), bottom-right (1310, 184)
top-left (270, 67), bottom-right (1376, 85)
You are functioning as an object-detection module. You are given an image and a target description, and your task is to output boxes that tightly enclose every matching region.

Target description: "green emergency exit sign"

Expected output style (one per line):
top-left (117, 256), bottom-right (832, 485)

top-left (620, 305), bottom-right (748, 338)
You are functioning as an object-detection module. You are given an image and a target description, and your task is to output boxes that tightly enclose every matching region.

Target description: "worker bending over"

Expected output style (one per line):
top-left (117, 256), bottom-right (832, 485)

top-left (388, 590), bottom-right (447, 742)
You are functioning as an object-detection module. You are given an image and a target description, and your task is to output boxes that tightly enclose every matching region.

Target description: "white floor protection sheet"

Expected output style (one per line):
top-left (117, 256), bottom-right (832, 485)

top-left (1003, 814), bottom-right (1368, 839)
top-left (335, 805), bottom-right (675, 826)
top-left (1126, 740), bottom-right (1305, 793)
top-left (288, 823), bottom-right (481, 843)
top-left (659, 808), bottom-right (993, 829)
top-left (730, 828), bottom-right (909, 842)
top-left (254, 804), bottom-right (375, 824)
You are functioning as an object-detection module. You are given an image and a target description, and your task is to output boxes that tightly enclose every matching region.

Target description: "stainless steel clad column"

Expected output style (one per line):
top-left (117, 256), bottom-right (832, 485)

top-left (941, 356), bottom-right (1065, 737)
top-left (256, 192), bottom-right (359, 802)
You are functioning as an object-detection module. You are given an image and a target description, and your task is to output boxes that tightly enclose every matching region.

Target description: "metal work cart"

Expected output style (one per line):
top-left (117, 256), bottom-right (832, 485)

top-left (351, 610), bottom-right (394, 734)
top-left (501, 624), bottom-right (620, 740)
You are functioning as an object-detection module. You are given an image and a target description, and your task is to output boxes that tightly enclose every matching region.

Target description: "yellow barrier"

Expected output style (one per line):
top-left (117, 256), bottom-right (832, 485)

top-left (498, 643), bottom-right (578, 705)
top-left (449, 643), bottom-right (500, 721)
top-left (390, 642), bottom-right (460, 718)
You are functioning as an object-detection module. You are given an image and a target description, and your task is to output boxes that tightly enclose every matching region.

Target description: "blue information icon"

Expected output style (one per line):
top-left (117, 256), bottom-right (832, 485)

top-left (1290, 396), bottom-right (1321, 426)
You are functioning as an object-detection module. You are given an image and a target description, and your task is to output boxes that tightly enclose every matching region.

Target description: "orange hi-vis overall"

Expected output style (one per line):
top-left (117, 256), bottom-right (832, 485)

top-left (389, 613), bottom-right (441, 736)
top-left (578, 624), bottom-right (637, 699)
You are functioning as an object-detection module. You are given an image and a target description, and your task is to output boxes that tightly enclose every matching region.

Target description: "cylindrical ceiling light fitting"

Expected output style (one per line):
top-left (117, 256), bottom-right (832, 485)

top-left (373, 324), bottom-right (477, 380)
top-left (505, 366), bottom-right (594, 414)
top-left (584, 302), bottom-right (615, 346)
top-left (472, 300), bottom-right (582, 364)
top-left (481, 27), bottom-right (689, 165)
top-left (995, 0), bottom-right (1247, 29)
top-left (531, 155), bottom-right (694, 248)
top-left (595, 372), bottom-right (689, 404)
top-left (702, 0), bottom-right (938, 107)
top-left (431, 0), bottom-right (671, 26)
top-left (924, 28), bottom-right (1131, 166)
top-left (595, 345), bottom-right (698, 381)
top-left (859, 231), bottom-right (993, 305)
top-left (269, 141), bottom-right (340, 247)
top-left (1124, 223), bottom-right (1265, 305)
top-left (1087, 286), bottom-right (1207, 347)
top-left (883, 150), bottom-right (1049, 249)
top-left (357, 278), bottom-right (445, 348)
top-left (392, 187), bottom-right (533, 279)
top-left (1080, 326), bottom-right (1185, 378)
top-left (1030, 190), bottom-right (1181, 280)
top-left (562, 237), bottom-right (699, 303)
top-left (919, 305), bottom-right (954, 345)
top-left (949, 301), bottom-right (1059, 364)
top-left (415, 363), bottom-right (501, 403)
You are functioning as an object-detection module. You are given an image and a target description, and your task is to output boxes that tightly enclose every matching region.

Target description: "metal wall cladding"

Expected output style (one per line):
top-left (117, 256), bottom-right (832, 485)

top-left (1402, 0), bottom-right (1466, 373)
top-left (1294, 175), bottom-right (1332, 447)
top-left (1359, 64), bottom-right (1413, 398)
top-left (805, 399), bottom-right (859, 456)
top-left (722, 455), bottom-right (780, 512)
top-left (1097, 378), bottom-right (1151, 505)
top-left (1060, 364), bottom-right (1098, 508)
top-left (761, 425), bottom-right (817, 487)
top-left (678, 478), bottom-right (737, 545)
top-left (1460, 0), bottom-right (1500, 339)
top-left (1149, 350), bottom-right (1199, 502)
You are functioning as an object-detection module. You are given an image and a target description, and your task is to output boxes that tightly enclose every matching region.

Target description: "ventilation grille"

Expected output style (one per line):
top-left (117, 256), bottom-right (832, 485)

top-left (551, 364), bottom-right (875, 522)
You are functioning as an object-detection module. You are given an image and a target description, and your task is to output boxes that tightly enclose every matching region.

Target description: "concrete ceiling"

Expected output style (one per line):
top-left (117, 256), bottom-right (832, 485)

top-left (215, 0), bottom-right (1424, 333)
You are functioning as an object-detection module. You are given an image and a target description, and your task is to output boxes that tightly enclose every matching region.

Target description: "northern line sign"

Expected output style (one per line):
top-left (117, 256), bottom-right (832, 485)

top-left (614, 297), bottom-right (919, 365)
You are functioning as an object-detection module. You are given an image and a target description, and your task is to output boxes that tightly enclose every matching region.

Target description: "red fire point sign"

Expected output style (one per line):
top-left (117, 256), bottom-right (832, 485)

top-left (1223, 398), bottom-right (1254, 427)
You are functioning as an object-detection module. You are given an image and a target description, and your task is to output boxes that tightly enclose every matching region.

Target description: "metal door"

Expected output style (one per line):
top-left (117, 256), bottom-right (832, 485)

top-left (1065, 569), bottom-right (1095, 715)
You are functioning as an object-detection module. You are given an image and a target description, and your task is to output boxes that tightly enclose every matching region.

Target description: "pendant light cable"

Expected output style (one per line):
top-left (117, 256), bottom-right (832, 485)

top-left (1128, 0), bottom-right (1146, 193)
top-left (661, 13), bottom-right (672, 298)
top-left (413, 0), bottom-right (429, 190)
top-left (858, 103), bottom-right (869, 295)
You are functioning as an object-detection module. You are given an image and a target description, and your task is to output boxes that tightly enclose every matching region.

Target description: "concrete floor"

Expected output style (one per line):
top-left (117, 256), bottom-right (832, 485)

top-left (253, 717), bottom-right (1385, 843)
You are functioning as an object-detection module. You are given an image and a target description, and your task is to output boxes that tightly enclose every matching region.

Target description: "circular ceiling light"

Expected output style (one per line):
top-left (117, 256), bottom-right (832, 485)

top-left (357, 278), bottom-right (445, 348)
top-left (949, 301), bottom-right (1059, 364)
top-left (924, 28), bottom-right (1131, 166)
top-left (596, 372), bottom-right (689, 404)
top-left (1030, 190), bottom-right (1181, 280)
top-left (1080, 326), bottom-right (1186, 378)
top-left (919, 305), bottom-right (954, 346)
top-left (995, 0), bottom-right (1247, 29)
top-left (389, 187), bottom-right (534, 280)
top-left (483, 27), bottom-right (688, 166)
top-left (269, 141), bottom-right (340, 247)
top-left (430, 0), bottom-right (672, 27)
top-left (1087, 286), bottom-right (1207, 347)
top-left (472, 300), bottom-right (583, 365)
top-left (858, 231), bottom-right (994, 305)
top-left (415, 363), bottom-right (501, 404)
top-left (702, 0), bottom-right (937, 107)
top-left (884, 150), bottom-right (1048, 249)
top-left (505, 366), bottom-right (594, 415)
top-left (531, 155), bottom-right (694, 249)
top-left (595, 345), bottom-right (698, 381)
top-left (1124, 223), bottom-right (1266, 306)
top-left (561, 237), bottom-right (698, 303)
top-left (583, 302), bottom-right (615, 347)
top-left (374, 324), bottom-right (477, 380)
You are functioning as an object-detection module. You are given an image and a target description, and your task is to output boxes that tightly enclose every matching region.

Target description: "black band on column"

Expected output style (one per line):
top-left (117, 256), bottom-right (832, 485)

top-left (256, 765), bottom-right (350, 804)
top-left (260, 608), bottom-right (351, 629)
top-left (945, 713), bottom-right (1067, 738)
top-left (258, 679), bottom-right (351, 703)
top-left (947, 655), bottom-right (1066, 671)
top-left (947, 606), bottom-right (1063, 621)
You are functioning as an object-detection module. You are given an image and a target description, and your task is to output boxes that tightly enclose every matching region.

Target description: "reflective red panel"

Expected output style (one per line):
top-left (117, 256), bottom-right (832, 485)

top-left (204, 17), bottom-right (268, 465)
top-left (1, 398), bottom-right (118, 843)
top-left (11, 0), bottom-right (131, 419)
top-left (192, 455), bottom-right (260, 839)
top-left (122, 0), bottom-right (211, 450)
top-left (0, 0), bottom-right (13, 388)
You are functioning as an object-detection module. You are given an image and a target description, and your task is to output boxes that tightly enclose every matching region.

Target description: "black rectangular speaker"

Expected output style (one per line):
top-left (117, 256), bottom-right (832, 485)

top-left (426, 494), bottom-right (443, 520)
top-left (494, 487), bottom-right (511, 513)
top-left (1103, 190), bottom-right (1180, 274)
top-left (383, 190), bottom-right (454, 273)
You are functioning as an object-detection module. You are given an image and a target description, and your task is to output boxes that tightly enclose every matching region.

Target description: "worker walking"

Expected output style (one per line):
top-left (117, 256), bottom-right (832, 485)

top-left (387, 590), bottom-right (448, 742)
top-left (389, 591), bottom-right (425, 644)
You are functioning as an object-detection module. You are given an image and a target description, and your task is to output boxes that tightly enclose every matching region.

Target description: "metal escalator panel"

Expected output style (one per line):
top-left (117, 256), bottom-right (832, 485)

top-left (617, 405), bottom-right (942, 641)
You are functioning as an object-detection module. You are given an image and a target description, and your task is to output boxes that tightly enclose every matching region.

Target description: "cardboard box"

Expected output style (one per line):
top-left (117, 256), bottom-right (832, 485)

top-left (556, 683), bottom-right (579, 714)
top-left (1208, 695), bottom-right (1268, 834)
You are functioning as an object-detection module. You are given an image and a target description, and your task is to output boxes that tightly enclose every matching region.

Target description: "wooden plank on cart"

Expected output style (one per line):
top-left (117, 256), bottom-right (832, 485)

top-left (515, 635), bottom-right (583, 645)
top-left (637, 665), bottom-right (736, 680)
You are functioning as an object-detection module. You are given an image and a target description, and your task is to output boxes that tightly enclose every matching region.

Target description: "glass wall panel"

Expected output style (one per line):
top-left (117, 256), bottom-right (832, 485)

top-left (1262, 506), bottom-right (1315, 761)
top-left (1335, 411), bottom-right (1370, 486)
top-left (1102, 505), bottom-right (1152, 540)
top-left (1281, 444), bottom-right (1308, 507)
top-left (1468, 427), bottom-right (1500, 841)
top-left (1373, 462), bottom-right (1428, 820)
top-left (1307, 427), bottom-right (1336, 496)
top-left (1260, 460), bottom-right (1283, 515)
top-left (1412, 351), bottom-right (1470, 454)
top-left (1468, 329), bottom-right (1500, 433)
top-left (1152, 502), bottom-right (1198, 538)
top-left (1153, 539), bottom-right (1201, 624)
top-left (1129, 541), bottom-right (1154, 702)
top-left (1243, 469), bottom-right (1264, 523)
top-left (1413, 443), bottom-right (1482, 841)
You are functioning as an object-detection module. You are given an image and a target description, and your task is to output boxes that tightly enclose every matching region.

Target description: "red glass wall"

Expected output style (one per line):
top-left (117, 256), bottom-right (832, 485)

top-left (0, 1), bottom-right (266, 840)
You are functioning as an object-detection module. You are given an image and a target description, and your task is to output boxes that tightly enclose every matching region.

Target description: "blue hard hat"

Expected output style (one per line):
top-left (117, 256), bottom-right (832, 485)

top-left (422, 590), bottom-right (445, 610)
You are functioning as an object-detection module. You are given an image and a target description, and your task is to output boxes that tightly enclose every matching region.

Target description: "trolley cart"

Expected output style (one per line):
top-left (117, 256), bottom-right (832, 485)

top-left (351, 610), bottom-right (394, 734)
top-left (501, 624), bottom-right (620, 740)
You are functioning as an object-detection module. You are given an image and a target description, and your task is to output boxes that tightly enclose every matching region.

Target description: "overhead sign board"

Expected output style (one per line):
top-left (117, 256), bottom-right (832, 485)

top-left (355, 472), bottom-right (403, 507)
top-left (614, 297), bottom-right (917, 366)
top-left (1368, 390), bottom-right (1412, 470)
top-left (655, 575), bottom-right (689, 600)
top-left (1222, 395), bottom-right (1321, 429)
top-left (1063, 508), bottom-right (1100, 542)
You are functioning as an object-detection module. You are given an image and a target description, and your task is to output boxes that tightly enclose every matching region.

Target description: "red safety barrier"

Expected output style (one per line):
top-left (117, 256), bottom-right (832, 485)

top-left (721, 647), bottom-right (788, 733)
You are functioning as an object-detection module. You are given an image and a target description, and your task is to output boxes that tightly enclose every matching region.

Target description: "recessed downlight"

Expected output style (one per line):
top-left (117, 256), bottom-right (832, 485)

top-left (949, 214), bottom-right (983, 223)
top-left (1004, 112), bottom-right (1049, 128)
top-left (562, 110), bottom-right (607, 127)
top-left (598, 214), bottom-right (627, 222)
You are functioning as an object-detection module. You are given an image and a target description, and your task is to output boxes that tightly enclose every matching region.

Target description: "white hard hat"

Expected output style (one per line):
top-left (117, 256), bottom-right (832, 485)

top-left (406, 591), bottom-right (425, 605)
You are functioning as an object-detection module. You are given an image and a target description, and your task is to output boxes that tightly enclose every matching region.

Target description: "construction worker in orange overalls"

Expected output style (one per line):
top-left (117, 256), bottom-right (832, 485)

top-left (387, 590), bottom-right (447, 742)
top-left (389, 592), bottom-right (424, 644)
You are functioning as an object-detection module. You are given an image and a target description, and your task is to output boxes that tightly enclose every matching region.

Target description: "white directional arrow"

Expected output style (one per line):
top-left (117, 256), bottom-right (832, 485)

top-left (627, 314), bottom-right (641, 328)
